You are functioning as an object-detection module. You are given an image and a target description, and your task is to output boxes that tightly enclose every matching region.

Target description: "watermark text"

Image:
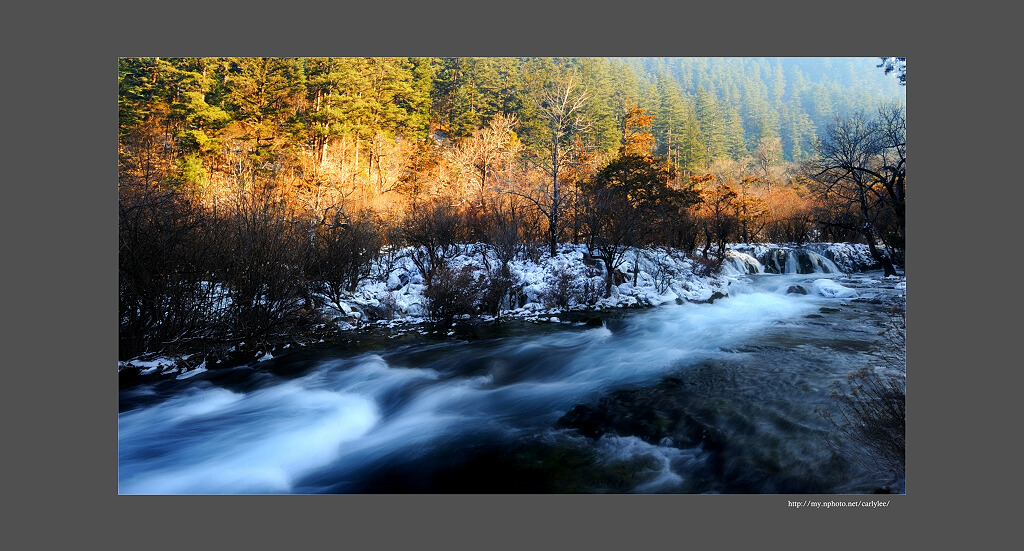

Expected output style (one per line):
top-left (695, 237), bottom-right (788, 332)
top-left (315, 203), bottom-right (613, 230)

top-left (788, 500), bottom-right (890, 509)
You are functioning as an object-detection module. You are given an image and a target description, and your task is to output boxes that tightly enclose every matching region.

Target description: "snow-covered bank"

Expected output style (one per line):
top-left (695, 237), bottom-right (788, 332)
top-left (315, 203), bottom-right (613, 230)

top-left (315, 243), bottom-right (732, 330)
top-left (118, 241), bottom-right (903, 375)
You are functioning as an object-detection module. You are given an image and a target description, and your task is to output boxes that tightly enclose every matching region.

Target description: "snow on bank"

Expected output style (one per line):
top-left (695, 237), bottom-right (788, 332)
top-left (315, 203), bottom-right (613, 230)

top-left (316, 243), bottom-right (734, 330)
top-left (314, 242), bottom-right (892, 330)
top-left (119, 242), bottom-right (892, 372)
top-left (118, 357), bottom-right (179, 375)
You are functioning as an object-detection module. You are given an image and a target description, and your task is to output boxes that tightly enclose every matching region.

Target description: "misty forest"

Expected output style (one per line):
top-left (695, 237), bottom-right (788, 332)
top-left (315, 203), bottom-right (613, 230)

top-left (118, 57), bottom-right (907, 494)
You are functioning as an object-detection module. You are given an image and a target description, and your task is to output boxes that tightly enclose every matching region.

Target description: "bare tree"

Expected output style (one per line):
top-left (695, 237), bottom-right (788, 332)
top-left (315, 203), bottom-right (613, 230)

top-left (810, 107), bottom-right (905, 275)
top-left (515, 72), bottom-right (591, 257)
top-left (754, 136), bottom-right (782, 193)
top-left (401, 201), bottom-right (464, 287)
top-left (465, 113), bottom-right (521, 208)
top-left (877, 57), bottom-right (906, 86)
top-left (311, 210), bottom-right (384, 312)
top-left (875, 104), bottom-right (907, 251)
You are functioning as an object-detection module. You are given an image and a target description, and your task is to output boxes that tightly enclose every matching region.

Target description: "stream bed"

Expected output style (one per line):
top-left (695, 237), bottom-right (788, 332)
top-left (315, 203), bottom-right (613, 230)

top-left (118, 271), bottom-right (906, 494)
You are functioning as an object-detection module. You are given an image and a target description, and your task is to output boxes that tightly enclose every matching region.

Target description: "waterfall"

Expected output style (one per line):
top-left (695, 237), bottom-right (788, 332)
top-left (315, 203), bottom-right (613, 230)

top-left (721, 251), bottom-right (764, 276)
top-left (753, 247), bottom-right (843, 275)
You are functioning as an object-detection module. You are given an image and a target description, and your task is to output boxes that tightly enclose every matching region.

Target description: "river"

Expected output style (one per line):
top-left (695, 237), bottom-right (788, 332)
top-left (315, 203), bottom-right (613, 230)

top-left (118, 271), bottom-right (906, 494)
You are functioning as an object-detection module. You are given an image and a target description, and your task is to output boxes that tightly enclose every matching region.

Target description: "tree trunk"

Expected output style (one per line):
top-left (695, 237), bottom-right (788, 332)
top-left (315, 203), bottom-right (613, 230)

top-left (549, 136), bottom-right (560, 257)
top-left (353, 137), bottom-right (359, 184)
top-left (864, 227), bottom-right (897, 277)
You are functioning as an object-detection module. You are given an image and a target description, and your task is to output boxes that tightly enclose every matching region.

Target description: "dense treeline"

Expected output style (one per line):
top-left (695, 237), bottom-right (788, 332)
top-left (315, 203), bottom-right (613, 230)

top-left (119, 57), bottom-right (903, 179)
top-left (119, 56), bottom-right (906, 359)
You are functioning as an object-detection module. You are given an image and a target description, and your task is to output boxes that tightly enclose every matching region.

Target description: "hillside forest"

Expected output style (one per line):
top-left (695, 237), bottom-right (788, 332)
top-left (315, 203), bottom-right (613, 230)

top-left (118, 57), bottom-right (907, 360)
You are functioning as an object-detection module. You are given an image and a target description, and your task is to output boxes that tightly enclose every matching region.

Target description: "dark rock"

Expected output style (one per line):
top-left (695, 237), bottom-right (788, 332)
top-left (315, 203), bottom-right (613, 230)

top-left (556, 378), bottom-right (724, 451)
top-left (786, 285), bottom-right (808, 295)
top-left (585, 316), bottom-right (604, 327)
top-left (819, 307), bottom-right (841, 314)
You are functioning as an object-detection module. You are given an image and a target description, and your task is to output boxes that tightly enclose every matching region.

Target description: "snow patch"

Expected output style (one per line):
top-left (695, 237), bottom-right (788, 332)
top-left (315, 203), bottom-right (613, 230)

top-left (176, 361), bottom-right (208, 380)
top-left (813, 278), bottom-right (858, 298)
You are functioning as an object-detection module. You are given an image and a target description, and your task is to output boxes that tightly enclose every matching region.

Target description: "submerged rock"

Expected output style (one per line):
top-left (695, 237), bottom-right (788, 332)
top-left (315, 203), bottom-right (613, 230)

top-left (556, 382), bottom-right (716, 450)
top-left (707, 291), bottom-right (727, 304)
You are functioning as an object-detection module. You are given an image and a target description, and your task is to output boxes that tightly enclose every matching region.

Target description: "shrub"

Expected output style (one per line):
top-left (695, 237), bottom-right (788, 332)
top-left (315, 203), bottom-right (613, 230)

top-left (218, 182), bottom-right (311, 345)
top-left (479, 267), bottom-right (520, 317)
top-left (423, 263), bottom-right (484, 324)
top-left (312, 211), bottom-right (384, 310)
top-left (542, 265), bottom-right (582, 310)
top-left (119, 181), bottom-right (223, 359)
top-left (403, 202), bottom-right (463, 287)
top-left (691, 255), bottom-right (724, 278)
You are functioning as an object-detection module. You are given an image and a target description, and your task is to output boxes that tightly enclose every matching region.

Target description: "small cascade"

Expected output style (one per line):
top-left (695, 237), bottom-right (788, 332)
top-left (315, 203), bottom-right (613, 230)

top-left (721, 250), bottom-right (765, 276)
top-left (805, 251), bottom-right (841, 274)
top-left (757, 247), bottom-right (843, 275)
top-left (785, 250), bottom-right (798, 274)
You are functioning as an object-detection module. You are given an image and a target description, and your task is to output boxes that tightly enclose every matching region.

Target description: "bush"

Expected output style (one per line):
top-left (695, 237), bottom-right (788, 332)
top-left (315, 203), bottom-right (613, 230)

top-left (691, 255), bottom-right (724, 278)
top-left (119, 181), bottom-right (223, 359)
top-left (542, 265), bottom-right (583, 310)
top-left (312, 211), bottom-right (384, 310)
top-left (478, 267), bottom-right (520, 316)
top-left (217, 182), bottom-right (312, 345)
top-left (403, 202), bottom-right (463, 287)
top-left (648, 248), bottom-right (683, 295)
top-left (423, 263), bottom-right (484, 324)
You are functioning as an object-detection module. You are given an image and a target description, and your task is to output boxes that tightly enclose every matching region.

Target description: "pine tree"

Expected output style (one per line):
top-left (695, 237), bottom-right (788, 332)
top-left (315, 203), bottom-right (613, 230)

top-left (694, 86), bottom-right (727, 168)
top-left (654, 72), bottom-right (689, 174)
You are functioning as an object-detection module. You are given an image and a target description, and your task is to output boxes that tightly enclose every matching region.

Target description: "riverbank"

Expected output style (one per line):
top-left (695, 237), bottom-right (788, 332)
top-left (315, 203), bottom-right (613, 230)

top-left (118, 242), bottom-right (900, 383)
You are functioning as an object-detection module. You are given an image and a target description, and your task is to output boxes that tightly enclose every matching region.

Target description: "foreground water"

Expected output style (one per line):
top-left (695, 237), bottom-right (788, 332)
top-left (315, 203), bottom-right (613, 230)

top-left (118, 272), bottom-right (905, 494)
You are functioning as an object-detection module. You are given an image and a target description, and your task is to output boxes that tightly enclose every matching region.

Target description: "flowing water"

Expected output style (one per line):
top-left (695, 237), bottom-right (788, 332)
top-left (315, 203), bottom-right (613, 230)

top-left (118, 271), bottom-right (906, 494)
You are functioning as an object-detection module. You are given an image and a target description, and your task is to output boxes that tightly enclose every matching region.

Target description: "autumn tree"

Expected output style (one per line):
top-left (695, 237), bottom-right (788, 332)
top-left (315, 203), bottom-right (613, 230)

top-left (690, 173), bottom-right (740, 260)
top-left (762, 180), bottom-right (815, 244)
top-left (584, 102), bottom-right (697, 295)
top-left (585, 153), bottom-right (688, 295)
top-left (450, 113), bottom-right (521, 208)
